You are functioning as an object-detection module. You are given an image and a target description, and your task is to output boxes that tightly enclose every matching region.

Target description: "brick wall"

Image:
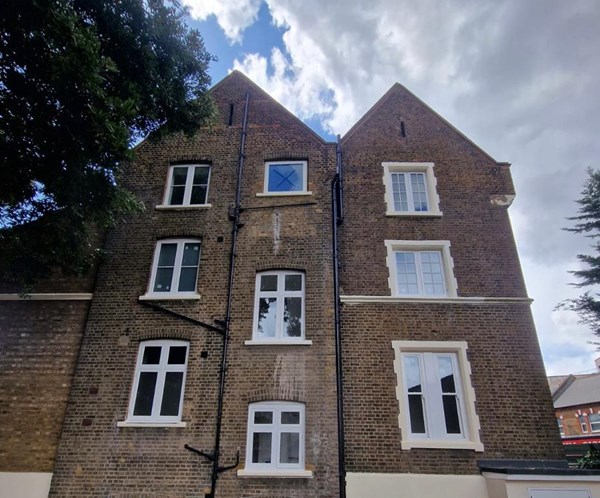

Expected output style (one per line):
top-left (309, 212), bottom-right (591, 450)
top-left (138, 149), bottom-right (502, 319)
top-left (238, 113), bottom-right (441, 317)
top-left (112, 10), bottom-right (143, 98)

top-left (49, 72), bottom-right (341, 497)
top-left (0, 300), bottom-right (90, 472)
top-left (338, 83), bottom-right (563, 474)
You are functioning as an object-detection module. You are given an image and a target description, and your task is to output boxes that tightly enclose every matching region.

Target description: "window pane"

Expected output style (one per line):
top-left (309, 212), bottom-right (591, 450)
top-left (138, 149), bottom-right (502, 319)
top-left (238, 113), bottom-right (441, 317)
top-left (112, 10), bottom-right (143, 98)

top-left (172, 167), bottom-right (188, 186)
top-left (257, 298), bottom-right (277, 337)
top-left (169, 186), bottom-right (185, 205)
top-left (160, 372), bottom-right (184, 416)
top-left (268, 163), bottom-right (304, 192)
top-left (190, 186), bottom-right (207, 204)
top-left (442, 395), bottom-right (462, 434)
top-left (281, 411), bottom-right (300, 424)
top-left (260, 275), bottom-right (278, 291)
top-left (154, 268), bottom-right (174, 292)
top-left (193, 166), bottom-right (210, 184)
top-left (142, 346), bottom-right (162, 365)
top-left (283, 297), bottom-right (302, 337)
top-left (252, 432), bottom-right (272, 463)
top-left (421, 252), bottom-right (445, 295)
top-left (182, 243), bottom-right (200, 266)
top-left (396, 252), bottom-right (418, 294)
top-left (254, 411), bottom-right (273, 424)
top-left (408, 394), bottom-right (426, 434)
top-left (404, 355), bottom-right (422, 393)
top-left (392, 173), bottom-right (409, 212)
top-left (410, 173), bottom-right (428, 211)
top-left (285, 274), bottom-right (302, 291)
top-left (438, 356), bottom-right (456, 393)
top-left (158, 243), bottom-right (177, 266)
top-left (178, 267), bottom-right (198, 292)
top-left (590, 414), bottom-right (600, 431)
top-left (133, 372), bottom-right (157, 416)
top-left (168, 346), bottom-right (187, 365)
top-left (279, 432), bottom-right (300, 464)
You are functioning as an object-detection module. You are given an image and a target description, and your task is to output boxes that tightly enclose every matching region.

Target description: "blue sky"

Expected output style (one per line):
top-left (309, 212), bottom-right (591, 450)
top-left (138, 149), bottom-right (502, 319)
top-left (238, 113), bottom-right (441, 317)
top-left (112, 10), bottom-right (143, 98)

top-left (183, 0), bottom-right (600, 376)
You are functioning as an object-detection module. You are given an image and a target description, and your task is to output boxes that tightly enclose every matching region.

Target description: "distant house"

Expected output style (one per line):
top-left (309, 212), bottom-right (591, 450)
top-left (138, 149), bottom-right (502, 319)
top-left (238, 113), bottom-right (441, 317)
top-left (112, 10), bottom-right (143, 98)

top-left (550, 360), bottom-right (600, 464)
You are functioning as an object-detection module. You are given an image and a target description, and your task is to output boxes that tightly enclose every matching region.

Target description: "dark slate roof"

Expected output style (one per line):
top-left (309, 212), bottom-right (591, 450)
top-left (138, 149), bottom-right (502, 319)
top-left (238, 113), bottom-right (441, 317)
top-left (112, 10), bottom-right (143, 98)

top-left (553, 372), bottom-right (600, 408)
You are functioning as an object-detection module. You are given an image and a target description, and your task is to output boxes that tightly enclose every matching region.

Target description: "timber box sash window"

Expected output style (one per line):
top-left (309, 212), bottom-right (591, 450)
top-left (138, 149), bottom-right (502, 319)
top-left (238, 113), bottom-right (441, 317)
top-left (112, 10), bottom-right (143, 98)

top-left (142, 239), bottom-right (201, 299)
top-left (259, 161), bottom-right (310, 196)
top-left (385, 240), bottom-right (458, 298)
top-left (125, 340), bottom-right (189, 424)
top-left (252, 271), bottom-right (305, 342)
top-left (392, 341), bottom-right (483, 451)
top-left (244, 402), bottom-right (305, 472)
top-left (162, 164), bottom-right (211, 206)
top-left (382, 162), bottom-right (441, 216)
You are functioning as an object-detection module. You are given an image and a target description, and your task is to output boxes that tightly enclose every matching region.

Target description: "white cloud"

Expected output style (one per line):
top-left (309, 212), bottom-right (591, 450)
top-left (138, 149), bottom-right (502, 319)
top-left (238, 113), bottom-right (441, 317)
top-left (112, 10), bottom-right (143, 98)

top-left (207, 0), bottom-right (600, 375)
top-left (182, 0), bottom-right (261, 43)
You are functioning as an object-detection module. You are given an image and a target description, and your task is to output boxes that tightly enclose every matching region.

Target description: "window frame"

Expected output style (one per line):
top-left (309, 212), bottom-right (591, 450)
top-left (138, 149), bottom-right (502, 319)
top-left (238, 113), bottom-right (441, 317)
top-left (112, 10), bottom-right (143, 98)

top-left (243, 401), bottom-right (306, 474)
top-left (382, 162), bottom-right (441, 216)
top-left (578, 413), bottom-right (589, 433)
top-left (589, 413), bottom-right (600, 432)
top-left (249, 271), bottom-right (307, 344)
top-left (123, 339), bottom-right (189, 425)
top-left (391, 340), bottom-right (483, 451)
top-left (160, 164), bottom-right (212, 208)
top-left (385, 240), bottom-right (458, 298)
top-left (259, 160), bottom-right (310, 196)
top-left (141, 238), bottom-right (202, 300)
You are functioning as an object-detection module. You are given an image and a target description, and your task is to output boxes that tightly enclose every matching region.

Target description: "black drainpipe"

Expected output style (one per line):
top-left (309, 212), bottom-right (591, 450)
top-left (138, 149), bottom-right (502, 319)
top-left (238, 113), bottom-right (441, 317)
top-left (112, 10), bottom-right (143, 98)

top-left (209, 91), bottom-right (250, 498)
top-left (332, 134), bottom-right (346, 498)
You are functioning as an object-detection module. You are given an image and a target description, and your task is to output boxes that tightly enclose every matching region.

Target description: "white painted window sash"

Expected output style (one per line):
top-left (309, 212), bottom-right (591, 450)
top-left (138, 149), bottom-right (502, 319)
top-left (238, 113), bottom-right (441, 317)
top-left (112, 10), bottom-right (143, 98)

top-left (402, 352), bottom-right (467, 441)
top-left (148, 239), bottom-right (201, 296)
top-left (264, 161), bottom-right (308, 194)
top-left (253, 271), bottom-right (305, 341)
top-left (246, 402), bottom-right (305, 471)
top-left (395, 251), bottom-right (446, 296)
top-left (127, 340), bottom-right (189, 423)
top-left (165, 165), bottom-right (211, 206)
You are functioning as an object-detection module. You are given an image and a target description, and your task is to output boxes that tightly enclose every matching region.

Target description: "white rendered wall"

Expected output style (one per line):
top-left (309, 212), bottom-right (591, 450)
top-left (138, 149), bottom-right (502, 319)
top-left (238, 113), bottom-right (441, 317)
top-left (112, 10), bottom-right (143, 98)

top-left (0, 472), bottom-right (52, 498)
top-left (346, 472), bottom-right (489, 498)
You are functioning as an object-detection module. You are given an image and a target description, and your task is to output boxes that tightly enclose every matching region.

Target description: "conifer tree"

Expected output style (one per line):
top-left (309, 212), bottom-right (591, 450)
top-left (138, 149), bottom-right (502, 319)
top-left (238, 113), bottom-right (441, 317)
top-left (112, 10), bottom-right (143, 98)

top-left (559, 169), bottom-right (600, 336)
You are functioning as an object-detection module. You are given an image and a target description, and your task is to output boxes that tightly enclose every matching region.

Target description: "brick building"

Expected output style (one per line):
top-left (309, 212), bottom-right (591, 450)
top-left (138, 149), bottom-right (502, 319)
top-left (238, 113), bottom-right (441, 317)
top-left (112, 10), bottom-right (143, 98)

top-left (550, 367), bottom-right (600, 464)
top-left (2, 71), bottom-right (600, 498)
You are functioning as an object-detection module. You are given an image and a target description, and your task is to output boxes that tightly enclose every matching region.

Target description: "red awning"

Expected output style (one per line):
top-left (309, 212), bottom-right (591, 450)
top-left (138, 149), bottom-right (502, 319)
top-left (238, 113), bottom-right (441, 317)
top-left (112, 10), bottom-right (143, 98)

top-left (563, 437), bottom-right (600, 445)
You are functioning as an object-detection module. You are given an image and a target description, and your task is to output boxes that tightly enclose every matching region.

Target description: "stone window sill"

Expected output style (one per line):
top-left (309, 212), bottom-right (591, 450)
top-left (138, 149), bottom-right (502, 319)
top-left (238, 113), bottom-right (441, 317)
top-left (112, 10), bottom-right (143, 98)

top-left (117, 421), bottom-right (187, 428)
top-left (155, 204), bottom-right (212, 210)
top-left (237, 469), bottom-right (313, 478)
top-left (244, 339), bottom-right (312, 346)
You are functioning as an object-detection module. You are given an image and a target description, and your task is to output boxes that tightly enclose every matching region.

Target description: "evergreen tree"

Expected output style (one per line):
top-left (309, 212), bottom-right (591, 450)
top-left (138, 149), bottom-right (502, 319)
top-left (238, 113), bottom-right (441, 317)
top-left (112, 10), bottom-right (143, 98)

top-left (559, 169), bottom-right (600, 336)
top-left (0, 0), bottom-right (215, 288)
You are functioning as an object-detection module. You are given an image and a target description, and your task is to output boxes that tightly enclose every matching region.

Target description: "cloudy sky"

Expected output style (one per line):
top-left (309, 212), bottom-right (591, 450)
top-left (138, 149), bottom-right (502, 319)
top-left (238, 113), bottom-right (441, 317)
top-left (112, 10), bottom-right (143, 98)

top-left (183, 0), bottom-right (600, 375)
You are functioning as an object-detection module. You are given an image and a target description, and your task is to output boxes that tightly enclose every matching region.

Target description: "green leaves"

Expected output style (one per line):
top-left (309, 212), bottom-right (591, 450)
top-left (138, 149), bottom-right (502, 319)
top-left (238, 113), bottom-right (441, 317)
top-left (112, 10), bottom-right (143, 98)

top-left (0, 0), bottom-right (214, 288)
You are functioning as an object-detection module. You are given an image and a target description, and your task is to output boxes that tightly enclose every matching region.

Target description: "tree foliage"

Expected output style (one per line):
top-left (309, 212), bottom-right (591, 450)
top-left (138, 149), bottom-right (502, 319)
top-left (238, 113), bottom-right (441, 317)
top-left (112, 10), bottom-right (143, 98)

top-left (578, 445), bottom-right (600, 469)
top-left (559, 168), bottom-right (600, 336)
top-left (0, 0), bottom-right (215, 288)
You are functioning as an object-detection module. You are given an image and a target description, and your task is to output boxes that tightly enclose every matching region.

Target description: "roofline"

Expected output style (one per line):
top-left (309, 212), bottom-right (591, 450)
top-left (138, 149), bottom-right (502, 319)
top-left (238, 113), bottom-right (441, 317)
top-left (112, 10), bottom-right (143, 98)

top-left (215, 70), bottom-right (329, 145)
top-left (341, 82), bottom-right (507, 165)
top-left (552, 374), bottom-right (577, 403)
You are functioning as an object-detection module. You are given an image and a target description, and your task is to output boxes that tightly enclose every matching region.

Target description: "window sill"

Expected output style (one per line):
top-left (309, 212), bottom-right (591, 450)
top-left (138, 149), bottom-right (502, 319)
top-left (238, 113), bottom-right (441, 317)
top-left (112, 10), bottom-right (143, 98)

top-left (237, 469), bottom-right (313, 479)
top-left (117, 421), bottom-right (187, 428)
top-left (401, 439), bottom-right (484, 452)
top-left (155, 204), bottom-right (212, 210)
top-left (256, 191), bottom-right (313, 197)
top-left (139, 293), bottom-right (201, 301)
top-left (385, 211), bottom-right (443, 217)
top-left (244, 339), bottom-right (312, 346)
